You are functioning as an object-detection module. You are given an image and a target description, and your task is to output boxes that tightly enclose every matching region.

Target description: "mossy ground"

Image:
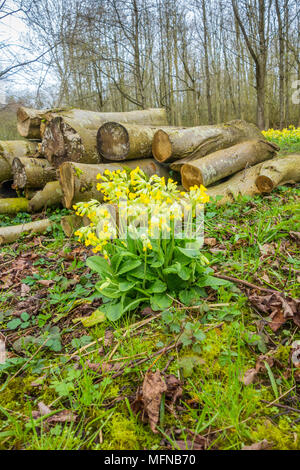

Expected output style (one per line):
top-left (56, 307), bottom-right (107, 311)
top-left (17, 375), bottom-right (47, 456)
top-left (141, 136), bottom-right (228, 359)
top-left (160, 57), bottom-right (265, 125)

top-left (0, 178), bottom-right (299, 450)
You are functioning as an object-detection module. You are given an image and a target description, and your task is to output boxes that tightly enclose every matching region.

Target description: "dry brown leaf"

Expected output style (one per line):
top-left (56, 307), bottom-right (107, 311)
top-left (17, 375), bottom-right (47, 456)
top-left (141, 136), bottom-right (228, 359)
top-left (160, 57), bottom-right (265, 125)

top-left (242, 439), bottom-right (271, 450)
top-left (241, 368), bottom-right (258, 386)
top-left (20, 283), bottom-right (31, 296)
top-left (86, 360), bottom-right (123, 374)
top-left (204, 238), bottom-right (217, 247)
top-left (38, 402), bottom-right (51, 416)
top-left (37, 279), bottom-right (54, 287)
top-left (259, 244), bottom-right (275, 257)
top-left (141, 370), bottom-right (167, 433)
top-left (248, 292), bottom-right (300, 329)
top-left (47, 410), bottom-right (77, 423)
top-left (269, 310), bottom-right (287, 332)
top-left (104, 330), bottom-right (114, 347)
top-left (291, 341), bottom-right (300, 368)
top-left (165, 374), bottom-right (183, 405)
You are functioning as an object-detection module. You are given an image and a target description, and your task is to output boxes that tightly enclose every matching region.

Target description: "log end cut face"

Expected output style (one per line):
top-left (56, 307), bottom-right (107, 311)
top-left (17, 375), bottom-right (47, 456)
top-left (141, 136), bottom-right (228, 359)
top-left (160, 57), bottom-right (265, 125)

top-left (152, 130), bottom-right (172, 162)
top-left (16, 107), bottom-right (41, 140)
top-left (255, 175), bottom-right (274, 193)
top-left (97, 122), bottom-right (130, 161)
top-left (181, 164), bottom-right (203, 190)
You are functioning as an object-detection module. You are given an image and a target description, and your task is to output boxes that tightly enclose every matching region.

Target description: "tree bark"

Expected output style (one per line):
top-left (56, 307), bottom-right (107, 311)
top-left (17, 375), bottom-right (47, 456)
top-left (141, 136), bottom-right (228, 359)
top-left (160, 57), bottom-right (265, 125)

top-left (255, 154), bottom-right (300, 193)
top-left (59, 159), bottom-right (170, 209)
top-left (97, 123), bottom-right (184, 161)
top-left (28, 181), bottom-right (62, 213)
top-left (152, 119), bottom-right (264, 167)
top-left (207, 154), bottom-right (300, 205)
top-left (181, 139), bottom-right (279, 189)
top-left (0, 198), bottom-right (29, 214)
top-left (42, 108), bottom-right (168, 167)
top-left (12, 157), bottom-right (57, 189)
top-left (0, 219), bottom-right (53, 244)
top-left (0, 140), bottom-right (37, 182)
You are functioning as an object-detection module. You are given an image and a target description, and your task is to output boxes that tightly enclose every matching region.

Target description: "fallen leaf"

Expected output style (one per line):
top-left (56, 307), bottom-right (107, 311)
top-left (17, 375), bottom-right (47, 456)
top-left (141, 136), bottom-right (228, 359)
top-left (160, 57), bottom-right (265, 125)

top-left (104, 329), bottom-right (114, 347)
top-left (291, 341), bottom-right (300, 368)
top-left (38, 402), bottom-right (51, 416)
top-left (241, 368), bottom-right (258, 386)
top-left (204, 238), bottom-right (217, 247)
top-left (248, 292), bottom-right (300, 329)
top-left (242, 439), bottom-right (271, 450)
top-left (47, 410), bottom-right (77, 423)
top-left (21, 283), bottom-right (31, 296)
top-left (131, 370), bottom-right (167, 433)
top-left (37, 280), bottom-right (54, 287)
top-left (165, 374), bottom-right (183, 405)
top-left (86, 360), bottom-right (123, 374)
top-left (290, 232), bottom-right (300, 244)
top-left (142, 370), bottom-right (167, 433)
top-left (259, 244), bottom-right (275, 257)
top-left (269, 310), bottom-right (287, 332)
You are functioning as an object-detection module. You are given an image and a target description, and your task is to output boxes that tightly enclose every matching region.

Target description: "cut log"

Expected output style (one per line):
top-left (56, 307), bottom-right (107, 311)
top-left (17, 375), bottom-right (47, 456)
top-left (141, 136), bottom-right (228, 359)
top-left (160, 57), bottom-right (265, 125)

top-left (28, 181), bottom-right (62, 213)
top-left (0, 219), bottom-right (53, 244)
top-left (152, 119), bottom-right (264, 167)
top-left (12, 157), bottom-right (57, 189)
top-left (59, 159), bottom-right (170, 209)
top-left (42, 108), bottom-right (168, 167)
top-left (0, 140), bottom-right (37, 182)
top-left (61, 214), bottom-right (90, 237)
top-left (181, 140), bottom-right (279, 190)
top-left (16, 106), bottom-right (67, 140)
top-left (255, 154), bottom-right (300, 192)
top-left (207, 154), bottom-right (300, 205)
top-left (207, 166), bottom-right (264, 205)
top-left (0, 197), bottom-right (29, 214)
top-left (97, 123), bottom-right (183, 161)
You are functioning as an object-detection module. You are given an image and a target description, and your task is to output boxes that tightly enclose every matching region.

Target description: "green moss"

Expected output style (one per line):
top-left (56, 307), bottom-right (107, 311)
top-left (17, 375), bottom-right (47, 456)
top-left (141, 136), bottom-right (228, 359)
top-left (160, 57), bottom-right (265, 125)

top-left (251, 418), bottom-right (300, 450)
top-left (273, 344), bottom-right (291, 364)
top-left (0, 198), bottom-right (29, 214)
top-left (102, 412), bottom-right (160, 450)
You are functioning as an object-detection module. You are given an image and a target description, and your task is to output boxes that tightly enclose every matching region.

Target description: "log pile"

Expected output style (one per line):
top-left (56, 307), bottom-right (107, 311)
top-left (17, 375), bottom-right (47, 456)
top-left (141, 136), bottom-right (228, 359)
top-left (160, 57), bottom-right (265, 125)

top-left (0, 103), bottom-right (299, 243)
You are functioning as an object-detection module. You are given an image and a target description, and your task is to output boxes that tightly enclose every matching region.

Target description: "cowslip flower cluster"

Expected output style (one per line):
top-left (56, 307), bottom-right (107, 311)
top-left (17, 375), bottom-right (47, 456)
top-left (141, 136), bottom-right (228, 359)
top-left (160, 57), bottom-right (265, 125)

top-left (73, 167), bottom-right (209, 256)
top-left (262, 125), bottom-right (300, 146)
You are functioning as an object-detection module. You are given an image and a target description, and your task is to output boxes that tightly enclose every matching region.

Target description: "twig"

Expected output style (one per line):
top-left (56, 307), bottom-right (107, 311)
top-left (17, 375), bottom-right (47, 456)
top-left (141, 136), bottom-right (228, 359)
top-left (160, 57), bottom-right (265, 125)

top-left (261, 400), bottom-right (300, 414)
top-left (214, 272), bottom-right (282, 294)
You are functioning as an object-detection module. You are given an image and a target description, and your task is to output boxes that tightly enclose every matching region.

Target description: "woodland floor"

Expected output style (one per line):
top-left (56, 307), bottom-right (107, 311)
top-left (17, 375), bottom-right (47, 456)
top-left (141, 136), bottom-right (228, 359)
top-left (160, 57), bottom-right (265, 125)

top-left (0, 147), bottom-right (300, 450)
